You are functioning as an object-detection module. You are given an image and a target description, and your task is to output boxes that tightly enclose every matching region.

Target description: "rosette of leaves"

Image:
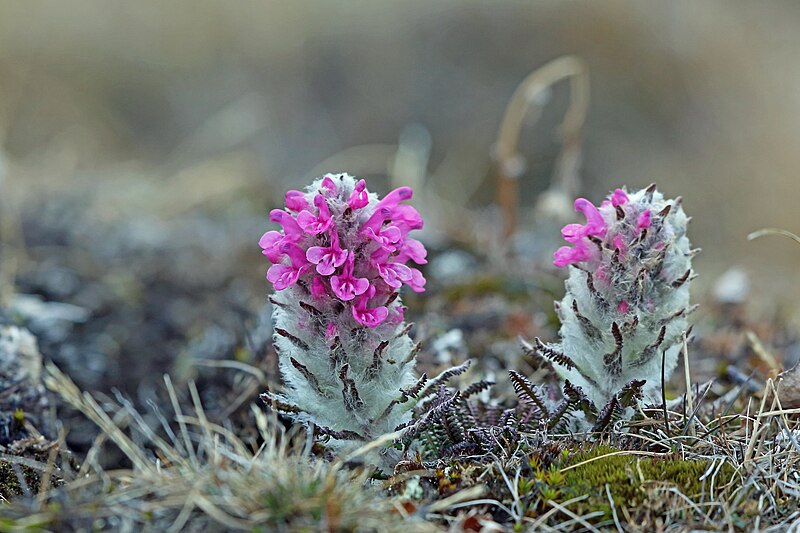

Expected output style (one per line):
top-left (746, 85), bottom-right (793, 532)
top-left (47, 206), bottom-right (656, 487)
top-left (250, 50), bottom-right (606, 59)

top-left (403, 367), bottom-right (646, 461)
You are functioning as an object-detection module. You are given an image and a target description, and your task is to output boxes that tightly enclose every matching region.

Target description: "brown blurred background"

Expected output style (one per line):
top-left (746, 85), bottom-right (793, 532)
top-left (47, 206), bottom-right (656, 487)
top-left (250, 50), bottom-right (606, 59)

top-left (1, 0), bottom-right (799, 312)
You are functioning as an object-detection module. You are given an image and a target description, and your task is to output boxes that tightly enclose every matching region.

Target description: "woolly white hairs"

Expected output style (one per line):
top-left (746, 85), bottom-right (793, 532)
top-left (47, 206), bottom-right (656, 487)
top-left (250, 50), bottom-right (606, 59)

top-left (260, 174), bottom-right (431, 451)
top-left (534, 185), bottom-right (695, 425)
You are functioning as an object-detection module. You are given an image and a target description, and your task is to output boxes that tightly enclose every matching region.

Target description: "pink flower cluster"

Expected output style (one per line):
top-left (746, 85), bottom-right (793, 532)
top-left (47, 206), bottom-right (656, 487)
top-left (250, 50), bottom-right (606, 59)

top-left (260, 175), bottom-right (427, 328)
top-left (553, 188), bottom-right (651, 269)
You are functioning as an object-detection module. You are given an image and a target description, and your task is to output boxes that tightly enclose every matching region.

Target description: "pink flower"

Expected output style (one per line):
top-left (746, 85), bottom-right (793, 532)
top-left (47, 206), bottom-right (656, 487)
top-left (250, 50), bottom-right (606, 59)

top-left (375, 186), bottom-right (413, 211)
top-left (611, 189), bottom-right (629, 207)
top-left (270, 209), bottom-right (303, 237)
top-left (561, 223), bottom-right (587, 243)
top-left (360, 187), bottom-right (414, 233)
top-left (306, 228), bottom-right (348, 275)
top-left (552, 198), bottom-right (607, 268)
top-left (297, 195), bottom-right (333, 235)
top-left (371, 249), bottom-right (412, 289)
top-left (352, 286), bottom-right (389, 328)
top-left (267, 243), bottom-right (311, 290)
top-left (389, 204), bottom-right (424, 233)
top-left (406, 267), bottom-right (426, 293)
top-left (321, 176), bottom-right (338, 194)
top-left (366, 225), bottom-right (402, 252)
top-left (285, 190), bottom-right (308, 212)
top-left (260, 209), bottom-right (304, 261)
top-left (259, 231), bottom-right (285, 262)
top-left (394, 238), bottom-right (427, 265)
top-left (637, 210), bottom-right (651, 229)
top-left (360, 206), bottom-right (394, 234)
top-left (573, 198), bottom-right (607, 236)
top-left (553, 186), bottom-right (677, 271)
top-left (554, 244), bottom-right (591, 268)
top-left (261, 175), bottom-right (428, 322)
top-left (348, 179), bottom-right (369, 209)
top-left (331, 251), bottom-right (370, 301)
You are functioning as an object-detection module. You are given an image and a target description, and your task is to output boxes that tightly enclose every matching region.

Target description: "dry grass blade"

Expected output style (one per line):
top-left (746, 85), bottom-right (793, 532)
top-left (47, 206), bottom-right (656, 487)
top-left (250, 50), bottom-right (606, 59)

top-left (493, 55), bottom-right (589, 241)
top-left (748, 228), bottom-right (800, 245)
top-left (43, 363), bottom-right (151, 472)
top-left (4, 365), bottom-right (436, 532)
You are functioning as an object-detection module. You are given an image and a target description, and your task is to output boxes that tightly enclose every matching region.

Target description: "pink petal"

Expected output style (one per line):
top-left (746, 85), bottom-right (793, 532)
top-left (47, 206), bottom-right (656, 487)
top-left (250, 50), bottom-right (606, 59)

top-left (314, 194), bottom-right (332, 219)
top-left (282, 243), bottom-right (310, 268)
top-left (339, 250), bottom-right (355, 277)
top-left (553, 245), bottom-right (589, 268)
top-left (382, 226), bottom-right (402, 243)
top-left (333, 249), bottom-right (348, 268)
top-left (370, 247), bottom-right (391, 267)
top-left (637, 210), bottom-right (651, 229)
top-left (259, 231), bottom-right (285, 262)
top-left (394, 263), bottom-right (412, 282)
top-left (348, 179), bottom-right (369, 209)
top-left (331, 276), bottom-right (355, 301)
top-left (315, 258), bottom-right (337, 276)
top-left (311, 247), bottom-right (346, 276)
top-left (561, 223), bottom-right (586, 243)
top-left (375, 187), bottom-right (412, 212)
top-left (353, 304), bottom-right (389, 328)
top-left (321, 176), bottom-right (338, 194)
top-left (396, 238), bottom-right (427, 264)
top-left (378, 264), bottom-right (403, 288)
top-left (352, 277), bottom-right (370, 296)
top-left (407, 268), bottom-right (426, 292)
top-left (267, 264), bottom-right (299, 290)
top-left (574, 198), bottom-right (606, 236)
top-left (365, 227), bottom-right (384, 244)
top-left (296, 211), bottom-right (331, 234)
top-left (306, 246), bottom-right (328, 264)
top-left (367, 226), bottom-right (402, 252)
top-left (360, 206), bottom-right (394, 233)
top-left (296, 211), bottom-right (320, 234)
top-left (259, 230), bottom-right (280, 250)
top-left (269, 210), bottom-right (303, 238)
top-left (611, 189), bottom-right (629, 207)
top-left (285, 190), bottom-right (308, 212)
top-left (390, 204), bottom-right (424, 231)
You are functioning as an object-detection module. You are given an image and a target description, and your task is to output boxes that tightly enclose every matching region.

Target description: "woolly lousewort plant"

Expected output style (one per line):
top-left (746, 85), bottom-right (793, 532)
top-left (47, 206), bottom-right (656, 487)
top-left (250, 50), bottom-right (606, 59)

top-left (524, 185), bottom-right (696, 430)
top-left (259, 173), bottom-right (431, 447)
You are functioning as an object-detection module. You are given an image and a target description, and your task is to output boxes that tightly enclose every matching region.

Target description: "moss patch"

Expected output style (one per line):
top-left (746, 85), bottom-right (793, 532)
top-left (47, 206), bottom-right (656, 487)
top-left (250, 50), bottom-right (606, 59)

top-left (0, 438), bottom-right (63, 502)
top-left (0, 460), bottom-right (43, 500)
top-left (521, 445), bottom-right (737, 523)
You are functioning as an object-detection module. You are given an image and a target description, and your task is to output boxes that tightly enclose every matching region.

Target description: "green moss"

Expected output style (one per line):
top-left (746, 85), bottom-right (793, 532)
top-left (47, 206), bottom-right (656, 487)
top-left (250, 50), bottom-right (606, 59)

top-left (523, 445), bottom-right (736, 522)
top-left (0, 460), bottom-right (43, 500)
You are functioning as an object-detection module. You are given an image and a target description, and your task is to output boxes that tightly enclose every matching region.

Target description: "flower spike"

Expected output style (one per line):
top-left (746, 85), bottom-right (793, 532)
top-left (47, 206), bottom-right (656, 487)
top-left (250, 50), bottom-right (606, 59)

top-left (532, 185), bottom-right (695, 428)
top-left (260, 173), bottom-right (430, 454)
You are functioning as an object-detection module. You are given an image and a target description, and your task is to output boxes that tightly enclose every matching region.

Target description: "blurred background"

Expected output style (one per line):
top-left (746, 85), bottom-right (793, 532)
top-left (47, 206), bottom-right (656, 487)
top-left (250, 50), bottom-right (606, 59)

top-left (1, 1), bottom-right (799, 415)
